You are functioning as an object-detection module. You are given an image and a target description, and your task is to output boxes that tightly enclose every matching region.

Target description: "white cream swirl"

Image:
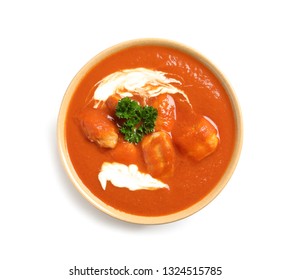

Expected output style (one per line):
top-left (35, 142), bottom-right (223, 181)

top-left (98, 162), bottom-right (169, 191)
top-left (93, 67), bottom-right (190, 106)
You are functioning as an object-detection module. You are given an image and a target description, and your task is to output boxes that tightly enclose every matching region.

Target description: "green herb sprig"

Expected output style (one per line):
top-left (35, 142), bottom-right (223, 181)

top-left (115, 97), bottom-right (158, 143)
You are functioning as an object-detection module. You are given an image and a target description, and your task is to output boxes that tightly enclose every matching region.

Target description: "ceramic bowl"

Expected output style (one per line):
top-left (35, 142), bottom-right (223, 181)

top-left (57, 38), bottom-right (243, 224)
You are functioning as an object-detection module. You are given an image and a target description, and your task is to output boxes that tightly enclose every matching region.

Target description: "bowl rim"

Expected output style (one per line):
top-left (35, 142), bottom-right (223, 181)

top-left (57, 37), bottom-right (243, 225)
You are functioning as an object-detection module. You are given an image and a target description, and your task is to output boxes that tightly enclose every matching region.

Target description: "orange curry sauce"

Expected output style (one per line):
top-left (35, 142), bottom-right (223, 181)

top-left (65, 45), bottom-right (236, 216)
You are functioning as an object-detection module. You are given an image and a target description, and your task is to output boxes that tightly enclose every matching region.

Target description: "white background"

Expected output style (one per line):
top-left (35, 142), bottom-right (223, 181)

top-left (1, 0), bottom-right (289, 279)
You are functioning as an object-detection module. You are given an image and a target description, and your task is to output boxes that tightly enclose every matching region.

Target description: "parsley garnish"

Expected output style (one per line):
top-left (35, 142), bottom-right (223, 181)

top-left (115, 97), bottom-right (158, 143)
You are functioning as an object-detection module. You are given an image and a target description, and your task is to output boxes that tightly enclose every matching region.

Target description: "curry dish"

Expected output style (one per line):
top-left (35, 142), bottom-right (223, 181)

top-left (65, 44), bottom-right (236, 216)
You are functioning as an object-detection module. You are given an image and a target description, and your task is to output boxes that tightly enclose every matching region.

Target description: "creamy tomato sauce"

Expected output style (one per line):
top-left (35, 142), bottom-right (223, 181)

top-left (65, 45), bottom-right (236, 216)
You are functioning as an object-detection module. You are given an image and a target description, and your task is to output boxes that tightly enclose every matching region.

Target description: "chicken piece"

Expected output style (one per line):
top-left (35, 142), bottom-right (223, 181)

top-left (141, 131), bottom-right (175, 178)
top-left (78, 107), bottom-right (118, 148)
top-left (150, 94), bottom-right (176, 132)
top-left (173, 115), bottom-right (219, 161)
top-left (109, 140), bottom-right (143, 166)
top-left (105, 94), bottom-right (121, 115)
